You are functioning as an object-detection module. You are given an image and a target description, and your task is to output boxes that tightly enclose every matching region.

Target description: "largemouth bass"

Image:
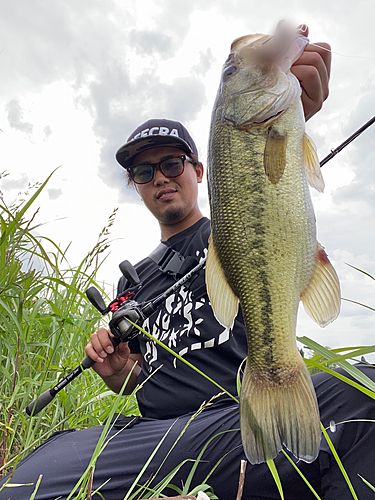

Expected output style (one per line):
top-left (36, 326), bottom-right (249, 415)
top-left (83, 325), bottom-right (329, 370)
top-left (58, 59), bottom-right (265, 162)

top-left (206, 22), bottom-right (341, 465)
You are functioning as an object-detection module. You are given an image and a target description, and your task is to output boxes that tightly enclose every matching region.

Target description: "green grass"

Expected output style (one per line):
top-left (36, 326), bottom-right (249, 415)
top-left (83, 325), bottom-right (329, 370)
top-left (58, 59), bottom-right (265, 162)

top-left (0, 175), bottom-right (139, 479)
top-left (1, 172), bottom-right (375, 499)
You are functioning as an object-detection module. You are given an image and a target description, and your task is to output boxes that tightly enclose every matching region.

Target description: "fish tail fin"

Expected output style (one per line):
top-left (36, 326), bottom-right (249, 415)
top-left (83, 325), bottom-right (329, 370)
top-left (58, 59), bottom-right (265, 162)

top-left (240, 355), bottom-right (321, 464)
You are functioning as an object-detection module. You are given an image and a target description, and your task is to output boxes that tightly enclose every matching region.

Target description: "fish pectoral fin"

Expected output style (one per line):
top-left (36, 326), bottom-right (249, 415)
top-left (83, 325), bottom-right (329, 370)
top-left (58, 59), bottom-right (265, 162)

top-left (301, 243), bottom-right (341, 327)
top-left (240, 357), bottom-right (321, 464)
top-left (206, 235), bottom-right (239, 329)
top-left (264, 126), bottom-right (287, 184)
top-left (303, 133), bottom-right (325, 193)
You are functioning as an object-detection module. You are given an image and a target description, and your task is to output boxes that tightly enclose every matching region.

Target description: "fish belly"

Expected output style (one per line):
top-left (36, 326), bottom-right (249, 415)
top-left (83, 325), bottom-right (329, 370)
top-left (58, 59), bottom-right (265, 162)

top-left (208, 113), bottom-right (321, 464)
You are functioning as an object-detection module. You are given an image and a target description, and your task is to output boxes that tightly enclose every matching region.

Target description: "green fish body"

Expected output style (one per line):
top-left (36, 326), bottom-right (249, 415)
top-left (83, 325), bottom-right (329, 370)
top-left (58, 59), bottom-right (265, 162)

top-left (206, 23), bottom-right (341, 464)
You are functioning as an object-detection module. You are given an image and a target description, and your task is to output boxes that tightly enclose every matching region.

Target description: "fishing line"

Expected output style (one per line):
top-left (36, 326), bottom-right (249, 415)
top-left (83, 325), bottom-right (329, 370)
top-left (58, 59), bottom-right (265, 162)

top-left (310, 42), bottom-right (375, 61)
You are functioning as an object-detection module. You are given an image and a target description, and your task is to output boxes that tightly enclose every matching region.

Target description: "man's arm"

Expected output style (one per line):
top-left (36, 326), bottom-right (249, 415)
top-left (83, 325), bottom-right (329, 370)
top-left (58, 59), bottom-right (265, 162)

top-left (292, 25), bottom-right (332, 121)
top-left (85, 327), bottom-right (142, 395)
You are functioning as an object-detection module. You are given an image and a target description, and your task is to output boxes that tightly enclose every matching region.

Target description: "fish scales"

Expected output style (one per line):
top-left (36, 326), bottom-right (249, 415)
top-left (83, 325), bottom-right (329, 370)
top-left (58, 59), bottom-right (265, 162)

top-left (206, 23), bottom-right (340, 464)
top-left (210, 107), bottom-right (316, 369)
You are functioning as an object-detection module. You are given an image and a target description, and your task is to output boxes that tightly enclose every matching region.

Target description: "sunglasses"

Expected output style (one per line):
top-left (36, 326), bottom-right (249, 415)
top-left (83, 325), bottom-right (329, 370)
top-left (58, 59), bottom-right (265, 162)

top-left (127, 155), bottom-right (195, 185)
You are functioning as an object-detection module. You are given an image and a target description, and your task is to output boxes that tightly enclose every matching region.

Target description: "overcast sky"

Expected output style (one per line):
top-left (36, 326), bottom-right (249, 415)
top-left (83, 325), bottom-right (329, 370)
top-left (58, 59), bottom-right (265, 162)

top-left (1, 0), bottom-right (374, 361)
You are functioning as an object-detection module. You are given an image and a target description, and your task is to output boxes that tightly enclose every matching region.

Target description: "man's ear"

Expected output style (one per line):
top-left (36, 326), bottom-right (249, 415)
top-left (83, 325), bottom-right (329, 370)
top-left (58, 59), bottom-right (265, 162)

top-left (196, 162), bottom-right (204, 184)
top-left (134, 184), bottom-right (143, 201)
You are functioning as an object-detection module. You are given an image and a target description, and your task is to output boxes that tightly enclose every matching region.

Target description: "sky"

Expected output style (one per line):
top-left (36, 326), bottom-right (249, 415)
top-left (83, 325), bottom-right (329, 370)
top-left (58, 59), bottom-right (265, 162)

top-left (1, 0), bottom-right (375, 361)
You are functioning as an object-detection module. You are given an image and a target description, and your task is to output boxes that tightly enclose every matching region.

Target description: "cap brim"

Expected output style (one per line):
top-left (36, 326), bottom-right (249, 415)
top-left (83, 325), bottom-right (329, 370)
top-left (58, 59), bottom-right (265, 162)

top-left (116, 135), bottom-right (194, 169)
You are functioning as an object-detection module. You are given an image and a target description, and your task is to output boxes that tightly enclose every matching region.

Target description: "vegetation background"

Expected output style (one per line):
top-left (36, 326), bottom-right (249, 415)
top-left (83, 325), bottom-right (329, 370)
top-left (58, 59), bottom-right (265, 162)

top-left (0, 173), bottom-right (139, 480)
top-left (1, 174), bottom-right (374, 499)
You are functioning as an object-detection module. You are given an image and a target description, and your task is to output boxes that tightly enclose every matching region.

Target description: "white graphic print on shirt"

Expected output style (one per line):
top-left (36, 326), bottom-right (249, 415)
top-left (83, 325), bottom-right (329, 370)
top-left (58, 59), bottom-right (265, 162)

top-left (142, 248), bottom-right (230, 371)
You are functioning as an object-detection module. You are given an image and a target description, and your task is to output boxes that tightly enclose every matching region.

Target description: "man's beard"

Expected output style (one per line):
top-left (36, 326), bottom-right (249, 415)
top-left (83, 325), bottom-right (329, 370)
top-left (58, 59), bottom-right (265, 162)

top-left (163, 207), bottom-right (184, 224)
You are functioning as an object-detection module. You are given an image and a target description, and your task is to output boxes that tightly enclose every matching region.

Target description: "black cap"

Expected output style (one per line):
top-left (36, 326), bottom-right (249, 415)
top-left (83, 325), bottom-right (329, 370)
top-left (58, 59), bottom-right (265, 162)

top-left (116, 119), bottom-right (198, 169)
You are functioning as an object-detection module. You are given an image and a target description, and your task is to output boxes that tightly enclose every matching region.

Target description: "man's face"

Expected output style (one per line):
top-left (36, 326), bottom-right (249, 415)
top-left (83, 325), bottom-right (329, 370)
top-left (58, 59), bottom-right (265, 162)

top-left (132, 146), bottom-right (204, 227)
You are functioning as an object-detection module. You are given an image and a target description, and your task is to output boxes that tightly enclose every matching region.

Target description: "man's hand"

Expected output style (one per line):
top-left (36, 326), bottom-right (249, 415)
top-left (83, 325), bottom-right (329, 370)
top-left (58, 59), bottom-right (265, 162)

top-left (292, 25), bottom-right (331, 121)
top-left (85, 327), bottom-right (130, 379)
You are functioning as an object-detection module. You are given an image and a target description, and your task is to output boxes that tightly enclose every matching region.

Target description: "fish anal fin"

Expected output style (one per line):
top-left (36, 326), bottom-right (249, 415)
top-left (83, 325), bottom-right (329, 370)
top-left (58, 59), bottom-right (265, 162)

top-left (264, 126), bottom-right (287, 184)
top-left (206, 235), bottom-right (239, 329)
top-left (301, 243), bottom-right (341, 327)
top-left (240, 356), bottom-right (321, 464)
top-left (303, 133), bottom-right (325, 193)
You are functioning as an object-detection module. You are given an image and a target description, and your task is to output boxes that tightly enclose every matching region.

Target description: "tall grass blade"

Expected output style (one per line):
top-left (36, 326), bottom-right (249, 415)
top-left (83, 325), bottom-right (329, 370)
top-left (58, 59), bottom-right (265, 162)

top-left (298, 337), bottom-right (375, 393)
top-left (305, 360), bottom-right (375, 400)
top-left (342, 299), bottom-right (375, 313)
top-left (358, 475), bottom-right (375, 492)
top-left (320, 424), bottom-right (358, 499)
top-left (345, 264), bottom-right (375, 281)
top-left (281, 451), bottom-right (321, 499)
top-left (129, 321), bottom-right (238, 404)
top-left (266, 459), bottom-right (284, 500)
top-left (29, 474), bottom-right (43, 500)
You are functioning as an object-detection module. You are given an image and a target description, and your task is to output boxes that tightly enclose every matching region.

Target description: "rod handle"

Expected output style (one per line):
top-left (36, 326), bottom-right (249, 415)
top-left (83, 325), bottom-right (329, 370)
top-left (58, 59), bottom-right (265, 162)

top-left (26, 389), bottom-right (55, 416)
top-left (81, 355), bottom-right (95, 369)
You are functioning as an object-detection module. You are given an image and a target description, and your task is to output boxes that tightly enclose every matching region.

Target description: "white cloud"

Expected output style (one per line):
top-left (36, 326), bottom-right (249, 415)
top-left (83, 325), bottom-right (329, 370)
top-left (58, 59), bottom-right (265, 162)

top-left (0, 172), bottom-right (29, 191)
top-left (6, 99), bottom-right (33, 135)
top-left (129, 29), bottom-right (174, 58)
top-left (47, 188), bottom-right (63, 200)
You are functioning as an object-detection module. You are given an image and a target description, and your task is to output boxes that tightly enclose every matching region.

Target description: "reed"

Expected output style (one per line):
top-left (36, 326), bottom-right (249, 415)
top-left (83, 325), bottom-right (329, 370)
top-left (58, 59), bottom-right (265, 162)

top-left (1, 173), bottom-right (374, 498)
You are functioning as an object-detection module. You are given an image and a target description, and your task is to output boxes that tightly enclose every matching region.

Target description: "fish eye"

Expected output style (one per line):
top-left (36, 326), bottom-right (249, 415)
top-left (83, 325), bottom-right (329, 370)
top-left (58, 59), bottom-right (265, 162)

top-left (223, 65), bottom-right (238, 77)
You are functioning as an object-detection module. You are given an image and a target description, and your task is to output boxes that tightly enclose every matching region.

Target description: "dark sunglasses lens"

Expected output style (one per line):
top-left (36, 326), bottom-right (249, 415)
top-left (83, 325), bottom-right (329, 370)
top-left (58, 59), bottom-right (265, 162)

top-left (160, 158), bottom-right (184, 178)
top-left (131, 164), bottom-right (154, 184)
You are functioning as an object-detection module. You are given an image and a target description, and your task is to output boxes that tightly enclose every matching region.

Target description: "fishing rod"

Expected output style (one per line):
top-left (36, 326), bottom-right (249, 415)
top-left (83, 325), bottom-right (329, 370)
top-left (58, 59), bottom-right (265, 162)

top-left (26, 258), bottom-right (206, 416)
top-left (320, 115), bottom-right (375, 167)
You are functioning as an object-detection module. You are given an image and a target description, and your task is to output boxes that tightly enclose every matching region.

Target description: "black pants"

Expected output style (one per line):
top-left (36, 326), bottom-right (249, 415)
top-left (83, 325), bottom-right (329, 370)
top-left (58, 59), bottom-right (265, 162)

top-left (1, 365), bottom-right (375, 500)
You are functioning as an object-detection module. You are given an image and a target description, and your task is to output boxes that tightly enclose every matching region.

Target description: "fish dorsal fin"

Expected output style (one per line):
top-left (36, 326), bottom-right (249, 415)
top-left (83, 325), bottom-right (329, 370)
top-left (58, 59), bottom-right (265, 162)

top-left (206, 234), bottom-right (239, 329)
top-left (301, 243), bottom-right (341, 327)
top-left (264, 126), bottom-right (287, 184)
top-left (303, 133), bottom-right (325, 193)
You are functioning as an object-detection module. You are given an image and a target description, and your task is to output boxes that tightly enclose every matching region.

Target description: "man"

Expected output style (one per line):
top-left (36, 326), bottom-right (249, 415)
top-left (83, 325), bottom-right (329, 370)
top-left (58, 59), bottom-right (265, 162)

top-left (2, 31), bottom-right (375, 500)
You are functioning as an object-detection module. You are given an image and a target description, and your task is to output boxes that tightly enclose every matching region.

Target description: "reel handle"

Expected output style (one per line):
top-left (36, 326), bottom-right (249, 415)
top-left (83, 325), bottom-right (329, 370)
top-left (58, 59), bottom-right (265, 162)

top-left (86, 286), bottom-right (106, 313)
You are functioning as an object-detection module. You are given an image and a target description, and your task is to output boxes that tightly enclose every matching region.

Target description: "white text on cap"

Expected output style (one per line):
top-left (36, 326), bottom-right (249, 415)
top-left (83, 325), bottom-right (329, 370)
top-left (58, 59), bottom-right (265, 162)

top-left (131, 127), bottom-right (179, 141)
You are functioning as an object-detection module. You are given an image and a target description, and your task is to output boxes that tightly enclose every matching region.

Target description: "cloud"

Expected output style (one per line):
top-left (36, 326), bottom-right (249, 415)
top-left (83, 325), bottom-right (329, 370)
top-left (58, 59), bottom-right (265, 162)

top-left (0, 2), bottom-right (211, 204)
top-left (90, 71), bottom-right (207, 203)
top-left (331, 88), bottom-right (375, 213)
top-left (1, 2), bottom-right (210, 204)
top-left (0, 172), bottom-right (29, 191)
top-left (43, 125), bottom-right (52, 141)
top-left (192, 48), bottom-right (215, 78)
top-left (129, 30), bottom-right (174, 58)
top-left (6, 99), bottom-right (33, 134)
top-left (316, 208), bottom-right (375, 259)
top-left (47, 188), bottom-right (63, 200)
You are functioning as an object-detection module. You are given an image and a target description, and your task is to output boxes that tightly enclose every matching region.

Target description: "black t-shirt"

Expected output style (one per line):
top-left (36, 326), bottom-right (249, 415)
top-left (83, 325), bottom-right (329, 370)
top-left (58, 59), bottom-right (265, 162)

top-left (117, 217), bottom-right (248, 419)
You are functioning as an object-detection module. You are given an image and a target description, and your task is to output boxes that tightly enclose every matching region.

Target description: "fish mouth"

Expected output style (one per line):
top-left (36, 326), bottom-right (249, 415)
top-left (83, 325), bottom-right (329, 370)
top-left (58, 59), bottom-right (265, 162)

top-left (156, 188), bottom-right (177, 200)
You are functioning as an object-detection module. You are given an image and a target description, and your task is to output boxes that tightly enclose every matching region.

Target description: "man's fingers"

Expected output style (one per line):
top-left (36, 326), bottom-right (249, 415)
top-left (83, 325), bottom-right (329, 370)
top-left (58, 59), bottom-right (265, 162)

top-left (87, 328), bottom-right (114, 359)
top-left (293, 43), bottom-right (331, 93)
top-left (304, 42), bottom-right (332, 79)
top-left (117, 341), bottom-right (131, 358)
top-left (292, 42), bottom-right (331, 120)
top-left (97, 328), bottom-right (115, 353)
top-left (85, 341), bottom-right (104, 363)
